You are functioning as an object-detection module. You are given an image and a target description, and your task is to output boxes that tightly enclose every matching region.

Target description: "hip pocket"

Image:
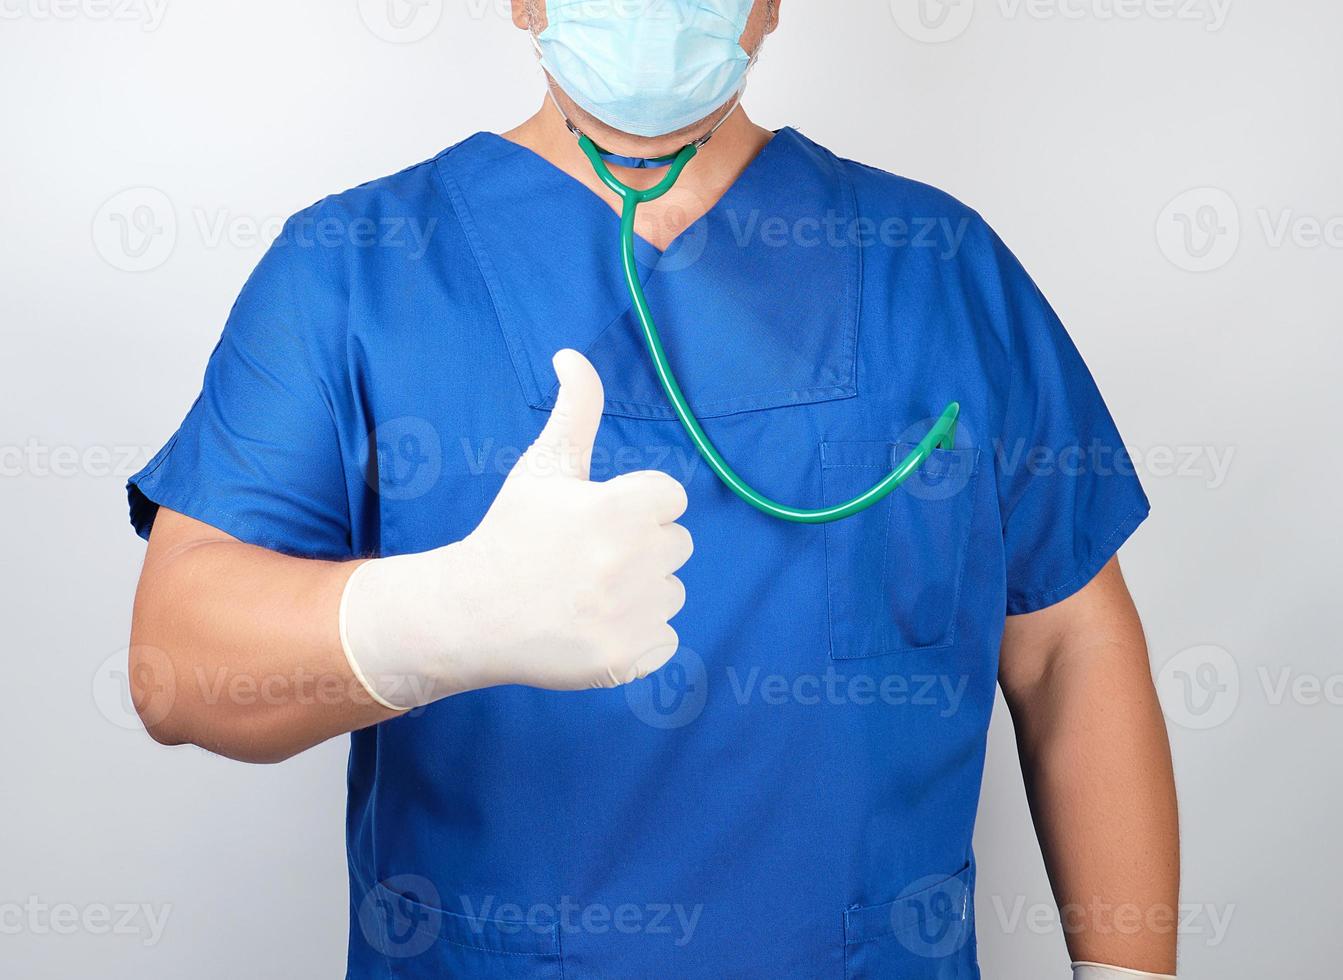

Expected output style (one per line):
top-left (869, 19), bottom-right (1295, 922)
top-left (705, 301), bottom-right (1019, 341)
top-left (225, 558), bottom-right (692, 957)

top-left (844, 861), bottom-right (975, 980)
top-left (822, 442), bottom-right (981, 660)
top-left (361, 877), bottom-right (563, 979)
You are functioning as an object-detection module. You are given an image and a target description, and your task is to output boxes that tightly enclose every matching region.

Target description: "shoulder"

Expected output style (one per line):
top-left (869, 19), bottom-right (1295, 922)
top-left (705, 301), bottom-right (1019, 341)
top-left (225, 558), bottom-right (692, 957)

top-left (242, 135), bottom-right (495, 309)
top-left (790, 130), bottom-right (1008, 272)
top-left (223, 138), bottom-right (484, 357)
top-left (797, 132), bottom-right (1063, 355)
top-left (274, 135), bottom-right (489, 255)
top-left (804, 135), bottom-right (981, 225)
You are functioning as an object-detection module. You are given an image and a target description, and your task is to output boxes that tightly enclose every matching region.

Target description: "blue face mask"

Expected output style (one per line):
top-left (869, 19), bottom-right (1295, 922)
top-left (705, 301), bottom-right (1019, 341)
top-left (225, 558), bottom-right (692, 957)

top-left (535, 0), bottom-right (757, 139)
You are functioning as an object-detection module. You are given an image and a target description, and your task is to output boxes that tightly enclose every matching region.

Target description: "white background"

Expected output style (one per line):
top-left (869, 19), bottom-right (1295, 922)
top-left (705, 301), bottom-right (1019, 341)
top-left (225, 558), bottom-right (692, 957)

top-left (2, 1), bottom-right (1339, 976)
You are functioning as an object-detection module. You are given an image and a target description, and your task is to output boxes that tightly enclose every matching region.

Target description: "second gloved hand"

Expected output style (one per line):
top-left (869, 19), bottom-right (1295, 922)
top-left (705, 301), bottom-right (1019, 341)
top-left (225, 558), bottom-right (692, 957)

top-left (340, 349), bottom-right (694, 710)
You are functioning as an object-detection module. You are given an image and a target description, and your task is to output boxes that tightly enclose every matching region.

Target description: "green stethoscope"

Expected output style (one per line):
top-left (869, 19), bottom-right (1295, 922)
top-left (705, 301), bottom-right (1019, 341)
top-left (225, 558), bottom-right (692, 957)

top-left (570, 121), bottom-right (962, 525)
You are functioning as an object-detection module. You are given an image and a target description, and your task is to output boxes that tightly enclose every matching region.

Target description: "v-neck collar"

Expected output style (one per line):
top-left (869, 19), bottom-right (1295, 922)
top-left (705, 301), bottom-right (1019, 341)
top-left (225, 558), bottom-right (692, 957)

top-left (489, 128), bottom-right (787, 260)
top-left (436, 127), bottom-right (861, 421)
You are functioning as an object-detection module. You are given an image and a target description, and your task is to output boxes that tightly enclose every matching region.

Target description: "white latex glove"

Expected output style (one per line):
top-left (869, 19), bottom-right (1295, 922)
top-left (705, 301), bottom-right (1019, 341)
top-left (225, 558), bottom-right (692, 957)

top-left (340, 350), bottom-right (693, 710)
top-left (1074, 963), bottom-right (1177, 980)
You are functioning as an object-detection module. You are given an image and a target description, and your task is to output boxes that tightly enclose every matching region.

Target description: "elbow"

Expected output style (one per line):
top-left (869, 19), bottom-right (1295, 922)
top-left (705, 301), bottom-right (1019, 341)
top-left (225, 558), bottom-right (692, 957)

top-left (127, 648), bottom-right (305, 765)
top-left (125, 644), bottom-right (304, 764)
top-left (126, 640), bottom-right (189, 747)
top-left (127, 557), bottom-right (312, 765)
top-left (226, 744), bottom-right (306, 767)
top-left (129, 569), bottom-right (187, 747)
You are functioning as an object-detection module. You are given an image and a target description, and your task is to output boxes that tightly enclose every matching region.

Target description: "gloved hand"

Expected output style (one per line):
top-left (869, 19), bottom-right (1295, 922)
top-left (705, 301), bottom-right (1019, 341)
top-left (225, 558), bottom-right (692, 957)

top-left (339, 349), bottom-right (693, 710)
top-left (1073, 962), bottom-right (1177, 980)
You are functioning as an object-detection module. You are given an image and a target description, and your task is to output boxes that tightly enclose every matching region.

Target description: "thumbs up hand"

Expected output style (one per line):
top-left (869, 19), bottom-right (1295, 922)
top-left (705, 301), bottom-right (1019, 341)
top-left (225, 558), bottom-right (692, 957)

top-left (465, 350), bottom-right (693, 690)
top-left (339, 351), bottom-right (694, 710)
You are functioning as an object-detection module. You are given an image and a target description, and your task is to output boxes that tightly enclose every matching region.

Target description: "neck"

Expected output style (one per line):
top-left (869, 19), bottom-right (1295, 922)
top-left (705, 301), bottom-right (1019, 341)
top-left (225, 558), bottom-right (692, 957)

top-left (503, 98), bottom-right (773, 196)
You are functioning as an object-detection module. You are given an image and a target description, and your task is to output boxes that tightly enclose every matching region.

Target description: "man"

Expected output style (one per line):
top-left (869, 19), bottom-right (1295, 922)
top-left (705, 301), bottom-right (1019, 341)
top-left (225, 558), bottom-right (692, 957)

top-left (126, 1), bottom-right (1179, 976)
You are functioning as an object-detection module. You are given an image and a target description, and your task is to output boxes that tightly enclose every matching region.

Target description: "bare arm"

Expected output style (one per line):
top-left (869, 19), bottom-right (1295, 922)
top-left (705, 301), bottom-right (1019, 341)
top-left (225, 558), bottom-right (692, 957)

top-left (129, 508), bottom-right (401, 764)
top-left (998, 558), bottom-right (1179, 975)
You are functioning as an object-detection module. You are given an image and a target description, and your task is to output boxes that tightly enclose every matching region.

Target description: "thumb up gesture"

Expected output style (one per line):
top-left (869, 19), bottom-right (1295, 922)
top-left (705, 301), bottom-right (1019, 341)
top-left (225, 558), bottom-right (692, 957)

top-left (340, 350), bottom-right (694, 709)
top-left (475, 350), bottom-right (694, 689)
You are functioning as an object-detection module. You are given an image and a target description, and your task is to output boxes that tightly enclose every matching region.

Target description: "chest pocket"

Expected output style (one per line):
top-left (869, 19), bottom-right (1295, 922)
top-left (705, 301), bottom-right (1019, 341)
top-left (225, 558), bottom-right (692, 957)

top-left (822, 442), bottom-right (981, 660)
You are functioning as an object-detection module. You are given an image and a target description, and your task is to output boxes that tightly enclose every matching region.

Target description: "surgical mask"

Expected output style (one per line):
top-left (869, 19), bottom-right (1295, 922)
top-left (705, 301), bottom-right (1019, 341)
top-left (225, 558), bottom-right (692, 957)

top-left (533, 0), bottom-right (758, 139)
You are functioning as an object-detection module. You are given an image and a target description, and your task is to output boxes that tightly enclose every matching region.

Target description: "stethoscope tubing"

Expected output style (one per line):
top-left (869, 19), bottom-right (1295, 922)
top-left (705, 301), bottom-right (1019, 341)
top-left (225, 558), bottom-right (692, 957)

top-left (579, 134), bottom-right (961, 525)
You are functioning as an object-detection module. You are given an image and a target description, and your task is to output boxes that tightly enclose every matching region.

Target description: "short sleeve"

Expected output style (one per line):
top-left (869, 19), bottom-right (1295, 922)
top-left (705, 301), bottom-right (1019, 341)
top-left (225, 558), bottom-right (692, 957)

top-left (127, 225), bottom-right (353, 559)
top-left (988, 230), bottom-right (1150, 615)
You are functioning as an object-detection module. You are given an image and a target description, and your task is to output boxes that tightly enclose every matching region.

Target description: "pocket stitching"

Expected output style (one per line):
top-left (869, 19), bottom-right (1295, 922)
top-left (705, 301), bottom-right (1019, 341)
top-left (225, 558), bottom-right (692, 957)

top-left (373, 882), bottom-right (562, 959)
top-left (842, 864), bottom-right (974, 980)
top-left (931, 448), bottom-right (981, 654)
top-left (436, 934), bottom-right (560, 958)
top-left (875, 479), bottom-right (895, 652)
top-left (844, 860), bottom-right (974, 945)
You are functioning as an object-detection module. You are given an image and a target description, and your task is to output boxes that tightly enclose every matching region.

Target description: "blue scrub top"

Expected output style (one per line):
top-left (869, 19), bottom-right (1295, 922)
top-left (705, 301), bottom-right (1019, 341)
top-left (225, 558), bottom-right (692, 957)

top-left (129, 128), bottom-right (1148, 978)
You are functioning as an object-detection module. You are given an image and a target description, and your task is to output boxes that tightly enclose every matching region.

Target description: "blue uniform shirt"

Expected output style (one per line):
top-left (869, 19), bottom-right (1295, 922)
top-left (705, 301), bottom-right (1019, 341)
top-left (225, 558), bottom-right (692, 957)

top-left (129, 128), bottom-right (1148, 978)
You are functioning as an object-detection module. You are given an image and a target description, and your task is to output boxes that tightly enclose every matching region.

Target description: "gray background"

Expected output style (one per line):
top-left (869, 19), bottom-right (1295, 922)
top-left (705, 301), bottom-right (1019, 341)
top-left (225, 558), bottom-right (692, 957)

top-left (2, 1), bottom-right (1338, 977)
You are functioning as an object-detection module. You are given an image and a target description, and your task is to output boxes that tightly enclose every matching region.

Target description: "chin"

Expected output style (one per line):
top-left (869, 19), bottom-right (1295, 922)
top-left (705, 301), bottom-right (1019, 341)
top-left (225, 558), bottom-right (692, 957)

top-left (563, 95), bottom-right (736, 154)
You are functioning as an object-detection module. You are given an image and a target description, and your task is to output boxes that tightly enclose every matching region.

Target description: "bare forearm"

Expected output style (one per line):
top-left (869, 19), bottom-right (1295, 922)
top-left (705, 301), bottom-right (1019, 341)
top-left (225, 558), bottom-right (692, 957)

top-left (1001, 562), bottom-right (1179, 975)
top-left (130, 510), bottom-right (401, 763)
top-left (1014, 653), bottom-right (1178, 970)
